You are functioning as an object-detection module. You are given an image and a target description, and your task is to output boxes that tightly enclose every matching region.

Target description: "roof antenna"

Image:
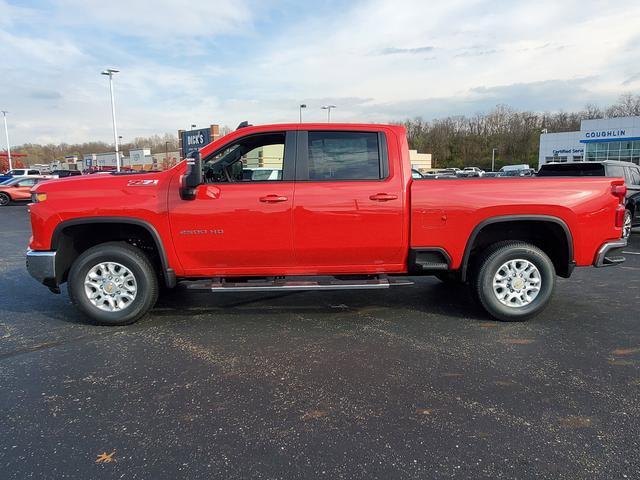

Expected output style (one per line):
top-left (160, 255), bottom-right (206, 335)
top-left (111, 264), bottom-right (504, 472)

top-left (236, 121), bottom-right (252, 130)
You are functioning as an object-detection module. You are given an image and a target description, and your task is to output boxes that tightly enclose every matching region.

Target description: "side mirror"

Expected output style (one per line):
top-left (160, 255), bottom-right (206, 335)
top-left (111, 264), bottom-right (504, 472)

top-left (180, 150), bottom-right (203, 200)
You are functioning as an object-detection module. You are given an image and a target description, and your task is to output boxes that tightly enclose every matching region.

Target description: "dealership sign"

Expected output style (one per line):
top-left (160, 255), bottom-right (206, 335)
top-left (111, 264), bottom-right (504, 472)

top-left (181, 128), bottom-right (212, 158)
top-left (553, 148), bottom-right (584, 156)
top-left (584, 129), bottom-right (626, 139)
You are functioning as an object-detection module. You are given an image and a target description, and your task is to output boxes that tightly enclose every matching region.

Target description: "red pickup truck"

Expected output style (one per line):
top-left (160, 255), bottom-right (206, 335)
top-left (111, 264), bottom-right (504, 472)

top-left (27, 123), bottom-right (627, 325)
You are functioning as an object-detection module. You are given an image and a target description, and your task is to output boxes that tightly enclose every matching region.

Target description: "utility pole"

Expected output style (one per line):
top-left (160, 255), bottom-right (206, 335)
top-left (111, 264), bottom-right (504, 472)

top-left (321, 105), bottom-right (336, 122)
top-left (492, 148), bottom-right (498, 172)
top-left (101, 68), bottom-right (121, 172)
top-left (299, 104), bottom-right (307, 123)
top-left (1, 111), bottom-right (12, 171)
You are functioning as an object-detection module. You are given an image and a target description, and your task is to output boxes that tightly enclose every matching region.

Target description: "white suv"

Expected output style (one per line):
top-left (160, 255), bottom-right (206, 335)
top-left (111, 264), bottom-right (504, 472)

top-left (6, 168), bottom-right (41, 177)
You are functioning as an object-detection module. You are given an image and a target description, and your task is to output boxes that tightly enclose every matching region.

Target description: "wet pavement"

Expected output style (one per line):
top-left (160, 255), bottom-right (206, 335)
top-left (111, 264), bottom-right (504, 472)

top-left (1, 204), bottom-right (639, 479)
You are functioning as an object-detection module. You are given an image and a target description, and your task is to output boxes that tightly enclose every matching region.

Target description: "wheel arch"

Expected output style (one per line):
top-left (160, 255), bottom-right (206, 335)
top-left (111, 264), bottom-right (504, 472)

top-left (461, 215), bottom-right (575, 281)
top-left (51, 217), bottom-right (176, 288)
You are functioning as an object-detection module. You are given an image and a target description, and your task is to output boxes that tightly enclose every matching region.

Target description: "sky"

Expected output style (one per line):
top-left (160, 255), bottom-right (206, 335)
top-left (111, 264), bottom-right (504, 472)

top-left (1, 0), bottom-right (640, 146)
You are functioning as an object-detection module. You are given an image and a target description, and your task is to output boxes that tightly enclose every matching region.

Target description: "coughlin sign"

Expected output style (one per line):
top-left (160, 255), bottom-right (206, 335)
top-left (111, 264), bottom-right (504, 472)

top-left (584, 129), bottom-right (626, 139)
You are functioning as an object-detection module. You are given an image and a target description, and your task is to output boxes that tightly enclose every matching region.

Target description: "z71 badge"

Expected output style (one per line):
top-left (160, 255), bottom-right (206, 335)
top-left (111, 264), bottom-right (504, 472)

top-left (127, 179), bottom-right (159, 186)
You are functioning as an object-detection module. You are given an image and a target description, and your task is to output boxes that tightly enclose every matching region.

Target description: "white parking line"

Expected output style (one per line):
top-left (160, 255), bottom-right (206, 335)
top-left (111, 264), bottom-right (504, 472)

top-left (623, 251), bottom-right (640, 255)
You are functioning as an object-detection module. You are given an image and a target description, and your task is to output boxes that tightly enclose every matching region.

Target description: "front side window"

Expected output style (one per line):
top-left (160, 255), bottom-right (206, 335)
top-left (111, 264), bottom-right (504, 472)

top-left (307, 132), bottom-right (382, 180)
top-left (202, 133), bottom-right (285, 183)
top-left (16, 178), bottom-right (37, 187)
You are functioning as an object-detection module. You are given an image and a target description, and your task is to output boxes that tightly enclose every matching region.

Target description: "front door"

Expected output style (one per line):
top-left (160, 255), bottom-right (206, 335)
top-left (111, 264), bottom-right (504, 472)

top-left (292, 130), bottom-right (405, 272)
top-left (168, 131), bottom-right (296, 276)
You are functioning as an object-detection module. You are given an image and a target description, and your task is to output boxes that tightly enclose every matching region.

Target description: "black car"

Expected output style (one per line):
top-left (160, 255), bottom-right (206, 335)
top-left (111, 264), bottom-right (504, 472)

top-left (51, 170), bottom-right (82, 178)
top-left (537, 160), bottom-right (640, 238)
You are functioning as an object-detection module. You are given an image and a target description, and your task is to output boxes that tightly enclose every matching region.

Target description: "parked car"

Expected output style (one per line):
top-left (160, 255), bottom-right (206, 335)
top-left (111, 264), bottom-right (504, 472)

top-left (497, 164), bottom-right (532, 177)
top-left (27, 123), bottom-right (627, 326)
top-left (0, 168), bottom-right (42, 184)
top-left (0, 176), bottom-right (47, 206)
top-left (459, 166), bottom-right (485, 177)
top-left (424, 168), bottom-right (459, 178)
top-left (411, 168), bottom-right (424, 179)
top-left (50, 170), bottom-right (82, 178)
top-left (538, 160), bottom-right (640, 238)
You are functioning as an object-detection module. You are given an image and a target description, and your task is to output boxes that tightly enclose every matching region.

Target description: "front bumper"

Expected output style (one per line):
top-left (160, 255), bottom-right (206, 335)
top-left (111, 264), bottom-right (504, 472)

top-left (26, 249), bottom-right (57, 288)
top-left (594, 238), bottom-right (627, 267)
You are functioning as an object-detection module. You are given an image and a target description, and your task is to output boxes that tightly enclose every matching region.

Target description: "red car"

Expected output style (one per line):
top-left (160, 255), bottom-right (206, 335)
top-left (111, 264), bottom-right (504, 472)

top-left (26, 123), bottom-right (627, 325)
top-left (0, 177), bottom-right (47, 206)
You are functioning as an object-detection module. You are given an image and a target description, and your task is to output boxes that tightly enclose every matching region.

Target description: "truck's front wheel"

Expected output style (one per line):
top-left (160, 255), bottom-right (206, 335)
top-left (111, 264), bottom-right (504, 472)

top-left (68, 242), bottom-right (158, 325)
top-left (473, 241), bottom-right (555, 322)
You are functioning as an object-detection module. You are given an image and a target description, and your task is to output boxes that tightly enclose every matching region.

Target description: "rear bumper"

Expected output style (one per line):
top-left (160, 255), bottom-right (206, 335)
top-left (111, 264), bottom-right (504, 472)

top-left (26, 249), bottom-right (57, 288)
top-left (593, 238), bottom-right (627, 267)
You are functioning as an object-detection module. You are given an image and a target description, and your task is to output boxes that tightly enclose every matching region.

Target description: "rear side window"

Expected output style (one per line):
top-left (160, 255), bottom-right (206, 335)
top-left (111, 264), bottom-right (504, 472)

top-left (28, 170), bottom-right (39, 175)
top-left (307, 132), bottom-right (382, 180)
top-left (630, 167), bottom-right (640, 186)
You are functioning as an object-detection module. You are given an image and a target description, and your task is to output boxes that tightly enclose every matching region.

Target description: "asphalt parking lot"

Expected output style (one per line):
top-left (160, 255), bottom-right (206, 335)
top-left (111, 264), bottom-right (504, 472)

top-left (1, 204), bottom-right (639, 479)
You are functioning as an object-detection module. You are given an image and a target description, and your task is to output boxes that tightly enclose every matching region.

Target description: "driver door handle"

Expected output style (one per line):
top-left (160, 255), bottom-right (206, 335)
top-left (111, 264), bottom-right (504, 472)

top-left (369, 193), bottom-right (398, 201)
top-left (259, 194), bottom-right (288, 203)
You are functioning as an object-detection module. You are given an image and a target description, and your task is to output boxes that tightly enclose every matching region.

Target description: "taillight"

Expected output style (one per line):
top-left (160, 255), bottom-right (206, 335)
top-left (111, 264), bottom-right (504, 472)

top-left (615, 205), bottom-right (625, 228)
top-left (611, 181), bottom-right (626, 204)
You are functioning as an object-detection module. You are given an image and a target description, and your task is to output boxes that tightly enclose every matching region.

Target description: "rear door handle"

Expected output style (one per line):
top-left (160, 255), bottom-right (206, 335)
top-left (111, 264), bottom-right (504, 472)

top-left (369, 193), bottom-right (398, 201)
top-left (259, 194), bottom-right (288, 203)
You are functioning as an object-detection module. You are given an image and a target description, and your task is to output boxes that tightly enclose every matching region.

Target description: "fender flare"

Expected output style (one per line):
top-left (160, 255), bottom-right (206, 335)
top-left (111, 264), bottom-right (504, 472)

top-left (51, 217), bottom-right (176, 287)
top-left (460, 214), bottom-right (574, 280)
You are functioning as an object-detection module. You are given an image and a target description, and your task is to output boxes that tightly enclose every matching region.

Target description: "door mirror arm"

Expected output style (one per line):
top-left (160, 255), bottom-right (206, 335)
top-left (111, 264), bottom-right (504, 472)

top-left (180, 151), bottom-right (203, 200)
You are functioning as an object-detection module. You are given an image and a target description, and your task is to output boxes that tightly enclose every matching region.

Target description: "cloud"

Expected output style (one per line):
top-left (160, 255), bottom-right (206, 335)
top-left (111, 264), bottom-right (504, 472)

top-left (28, 90), bottom-right (63, 100)
top-left (2, 0), bottom-right (640, 145)
top-left (623, 73), bottom-right (640, 86)
top-left (378, 46), bottom-right (435, 55)
top-left (56, 0), bottom-right (257, 41)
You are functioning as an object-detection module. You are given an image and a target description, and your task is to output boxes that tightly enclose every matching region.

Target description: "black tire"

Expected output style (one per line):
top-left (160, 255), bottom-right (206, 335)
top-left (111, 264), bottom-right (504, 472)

top-left (68, 242), bottom-right (158, 326)
top-left (0, 192), bottom-right (10, 206)
top-left (472, 241), bottom-right (555, 322)
top-left (623, 209), bottom-right (632, 239)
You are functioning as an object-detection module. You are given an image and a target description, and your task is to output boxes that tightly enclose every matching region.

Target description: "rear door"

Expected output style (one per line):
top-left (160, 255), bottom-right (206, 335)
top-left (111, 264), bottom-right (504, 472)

top-left (292, 129), bottom-right (405, 272)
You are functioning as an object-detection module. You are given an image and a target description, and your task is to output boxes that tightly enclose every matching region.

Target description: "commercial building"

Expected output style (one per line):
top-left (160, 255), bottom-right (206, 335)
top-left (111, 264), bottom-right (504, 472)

top-left (409, 150), bottom-right (432, 171)
top-left (539, 116), bottom-right (640, 167)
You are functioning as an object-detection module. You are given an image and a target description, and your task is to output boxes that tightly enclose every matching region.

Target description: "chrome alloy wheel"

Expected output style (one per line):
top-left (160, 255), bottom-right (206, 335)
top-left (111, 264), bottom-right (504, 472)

top-left (84, 262), bottom-right (138, 312)
top-left (492, 259), bottom-right (541, 308)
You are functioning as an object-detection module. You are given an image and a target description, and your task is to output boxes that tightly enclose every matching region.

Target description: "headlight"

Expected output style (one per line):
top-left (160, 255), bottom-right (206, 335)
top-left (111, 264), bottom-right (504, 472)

top-left (32, 192), bottom-right (47, 203)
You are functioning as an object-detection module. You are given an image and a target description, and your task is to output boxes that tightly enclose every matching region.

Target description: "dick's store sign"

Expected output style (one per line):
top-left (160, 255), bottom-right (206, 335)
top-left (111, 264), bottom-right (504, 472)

top-left (181, 128), bottom-right (212, 158)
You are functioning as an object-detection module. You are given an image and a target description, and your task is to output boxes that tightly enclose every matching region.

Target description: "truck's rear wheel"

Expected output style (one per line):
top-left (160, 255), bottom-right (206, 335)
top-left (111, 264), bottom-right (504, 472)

top-left (472, 241), bottom-right (555, 322)
top-left (68, 242), bottom-right (158, 325)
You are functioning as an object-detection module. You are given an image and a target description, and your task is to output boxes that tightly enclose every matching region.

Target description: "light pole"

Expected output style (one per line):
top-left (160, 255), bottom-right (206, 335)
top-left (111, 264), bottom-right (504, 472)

top-left (321, 105), bottom-right (336, 122)
top-left (1, 111), bottom-right (12, 171)
top-left (491, 148), bottom-right (498, 172)
top-left (299, 104), bottom-right (307, 123)
top-left (101, 68), bottom-right (121, 172)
